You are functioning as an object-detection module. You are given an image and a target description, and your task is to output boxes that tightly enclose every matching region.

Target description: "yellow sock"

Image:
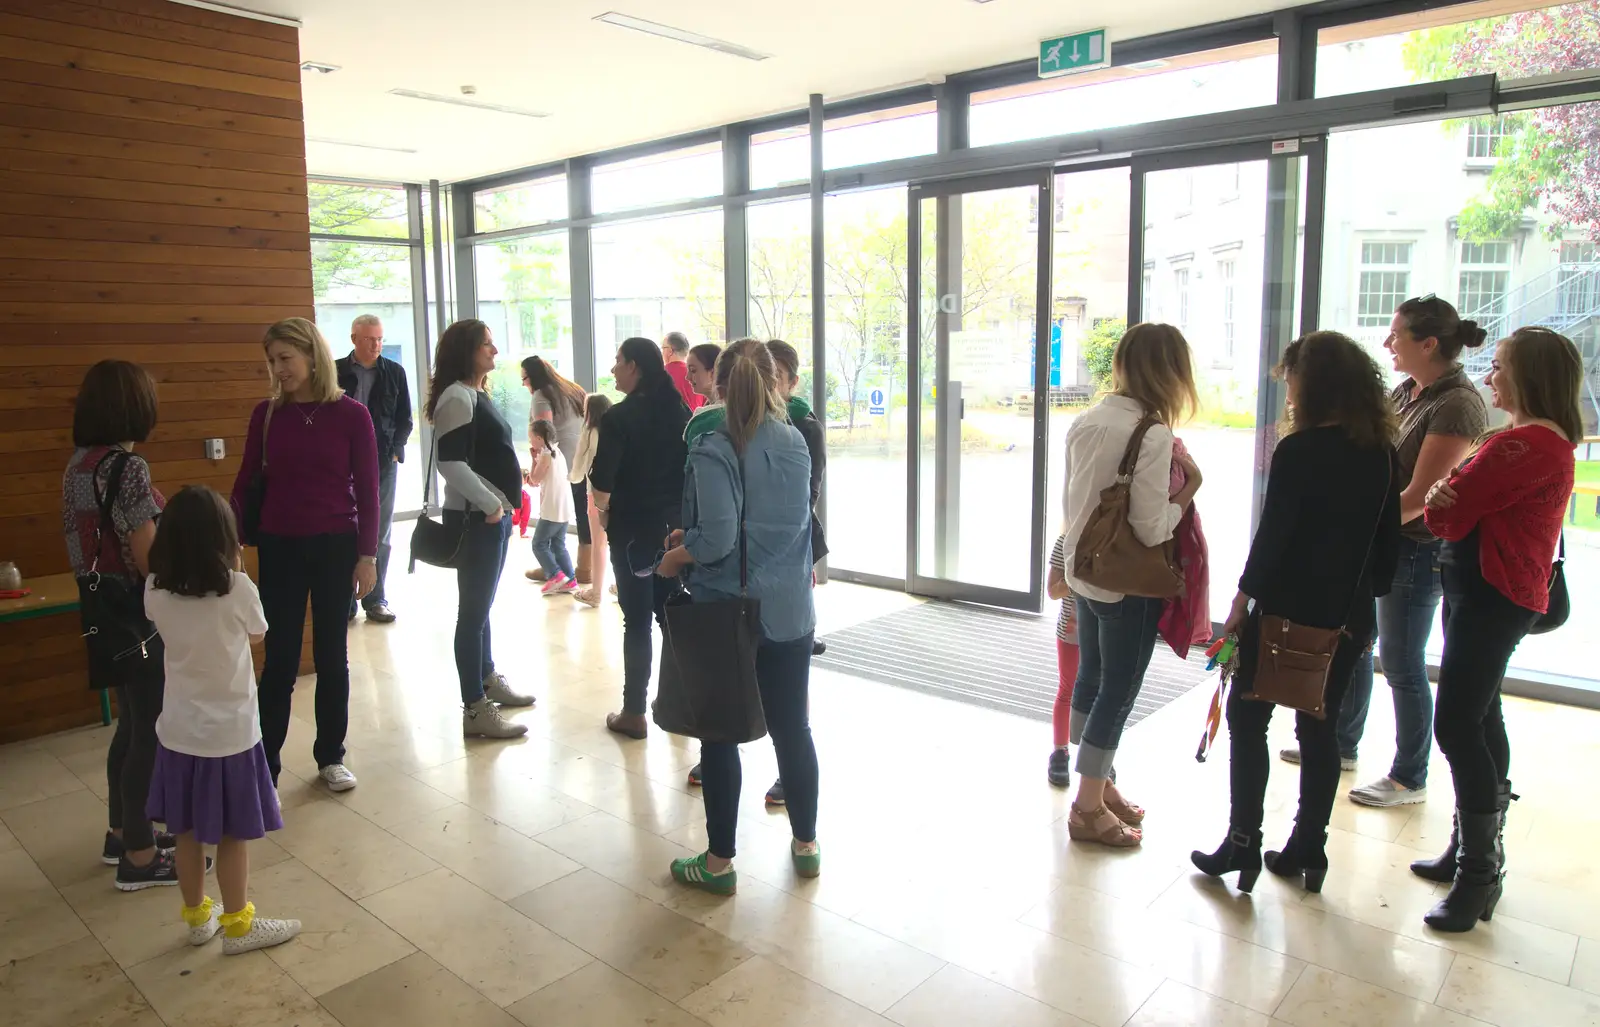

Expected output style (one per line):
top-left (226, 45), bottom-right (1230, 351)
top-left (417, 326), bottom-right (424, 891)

top-left (219, 901), bottom-right (255, 938)
top-left (181, 897), bottom-right (214, 928)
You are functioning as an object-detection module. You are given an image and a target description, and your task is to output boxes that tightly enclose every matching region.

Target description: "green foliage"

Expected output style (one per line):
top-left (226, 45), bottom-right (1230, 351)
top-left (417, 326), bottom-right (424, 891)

top-left (1083, 317), bottom-right (1124, 390)
top-left (308, 182), bottom-right (408, 299)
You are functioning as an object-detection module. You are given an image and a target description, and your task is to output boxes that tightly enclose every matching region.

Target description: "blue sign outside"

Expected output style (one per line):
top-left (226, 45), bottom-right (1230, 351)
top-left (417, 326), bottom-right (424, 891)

top-left (868, 388), bottom-right (886, 416)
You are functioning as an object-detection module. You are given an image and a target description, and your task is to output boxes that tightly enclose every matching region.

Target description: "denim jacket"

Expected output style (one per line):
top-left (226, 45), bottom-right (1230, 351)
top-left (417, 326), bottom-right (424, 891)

top-left (681, 420), bottom-right (816, 642)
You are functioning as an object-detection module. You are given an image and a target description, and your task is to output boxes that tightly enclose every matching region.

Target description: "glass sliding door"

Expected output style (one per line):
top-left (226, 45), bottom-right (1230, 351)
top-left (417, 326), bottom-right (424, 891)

top-left (907, 171), bottom-right (1052, 608)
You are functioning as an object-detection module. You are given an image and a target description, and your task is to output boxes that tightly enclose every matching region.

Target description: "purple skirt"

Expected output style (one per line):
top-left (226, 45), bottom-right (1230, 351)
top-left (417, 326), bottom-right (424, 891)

top-left (146, 742), bottom-right (283, 845)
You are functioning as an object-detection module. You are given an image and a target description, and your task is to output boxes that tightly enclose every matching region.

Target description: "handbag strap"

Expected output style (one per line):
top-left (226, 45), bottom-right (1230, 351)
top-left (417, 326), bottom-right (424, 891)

top-left (259, 400), bottom-right (274, 471)
top-left (422, 383), bottom-right (481, 511)
top-left (88, 449), bottom-right (133, 575)
top-left (1117, 413), bottom-right (1163, 480)
top-left (735, 438), bottom-right (749, 597)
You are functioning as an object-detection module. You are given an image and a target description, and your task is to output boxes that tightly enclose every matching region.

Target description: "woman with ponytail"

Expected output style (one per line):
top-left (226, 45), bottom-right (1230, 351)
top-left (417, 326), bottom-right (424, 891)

top-left (656, 339), bottom-right (820, 894)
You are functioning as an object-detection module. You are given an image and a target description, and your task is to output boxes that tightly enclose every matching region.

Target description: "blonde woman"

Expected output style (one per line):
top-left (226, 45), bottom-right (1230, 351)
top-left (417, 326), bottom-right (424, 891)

top-left (1060, 323), bottom-right (1202, 847)
top-left (229, 317), bottom-right (379, 793)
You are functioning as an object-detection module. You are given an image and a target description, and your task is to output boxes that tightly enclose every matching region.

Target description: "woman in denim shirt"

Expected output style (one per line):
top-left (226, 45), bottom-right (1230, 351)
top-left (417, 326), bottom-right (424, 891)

top-left (656, 339), bottom-right (819, 894)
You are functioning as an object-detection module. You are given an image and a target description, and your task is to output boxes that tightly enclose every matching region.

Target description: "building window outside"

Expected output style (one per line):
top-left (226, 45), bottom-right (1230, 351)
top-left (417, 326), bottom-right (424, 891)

top-left (1173, 266), bottom-right (1190, 329)
top-left (1560, 240), bottom-right (1600, 317)
top-left (613, 313), bottom-right (643, 342)
top-left (1465, 116), bottom-right (1512, 161)
top-left (1217, 258), bottom-right (1236, 358)
top-left (1457, 241), bottom-right (1513, 324)
top-left (1357, 241), bottom-right (1413, 327)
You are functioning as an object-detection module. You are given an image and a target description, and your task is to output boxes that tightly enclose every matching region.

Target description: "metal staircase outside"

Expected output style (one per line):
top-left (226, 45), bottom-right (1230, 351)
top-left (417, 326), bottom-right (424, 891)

top-left (1461, 261), bottom-right (1600, 428)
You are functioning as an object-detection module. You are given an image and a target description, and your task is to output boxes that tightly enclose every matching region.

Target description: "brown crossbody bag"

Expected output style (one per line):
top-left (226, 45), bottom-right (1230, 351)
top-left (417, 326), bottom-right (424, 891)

top-left (1240, 455), bottom-right (1392, 720)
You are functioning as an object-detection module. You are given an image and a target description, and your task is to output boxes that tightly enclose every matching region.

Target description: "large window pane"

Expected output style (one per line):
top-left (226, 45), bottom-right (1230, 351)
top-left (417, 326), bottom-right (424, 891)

top-left (748, 103), bottom-right (939, 190)
top-left (474, 234), bottom-right (573, 436)
top-left (1316, 1), bottom-right (1600, 98)
top-left (309, 181), bottom-right (408, 239)
top-left (823, 188), bottom-right (909, 579)
top-left (312, 240), bottom-right (424, 513)
top-left (969, 41), bottom-right (1277, 148)
top-left (1321, 113), bottom-right (1600, 685)
top-left (592, 209), bottom-right (725, 397)
top-left (747, 197), bottom-right (813, 385)
top-left (592, 143), bottom-right (722, 215)
top-left (473, 175), bottom-right (567, 234)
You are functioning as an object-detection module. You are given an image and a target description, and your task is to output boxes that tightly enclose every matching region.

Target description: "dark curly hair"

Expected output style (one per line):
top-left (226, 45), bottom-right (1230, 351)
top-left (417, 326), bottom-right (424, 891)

top-left (1277, 331), bottom-right (1396, 449)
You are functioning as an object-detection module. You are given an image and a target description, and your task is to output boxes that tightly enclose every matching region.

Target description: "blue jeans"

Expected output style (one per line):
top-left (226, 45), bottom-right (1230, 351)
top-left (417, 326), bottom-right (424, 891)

top-left (531, 519), bottom-right (575, 581)
top-left (1069, 594), bottom-right (1163, 779)
top-left (611, 533), bottom-right (674, 716)
top-left (451, 513), bottom-right (512, 705)
top-left (1335, 536), bottom-right (1442, 789)
top-left (700, 633), bottom-right (819, 858)
top-left (351, 458), bottom-right (398, 615)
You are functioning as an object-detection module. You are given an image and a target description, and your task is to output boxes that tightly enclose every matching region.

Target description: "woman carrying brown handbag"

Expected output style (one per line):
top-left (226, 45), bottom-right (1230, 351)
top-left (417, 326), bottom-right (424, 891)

top-left (1060, 323), bottom-right (1202, 848)
top-left (1192, 331), bottom-right (1400, 893)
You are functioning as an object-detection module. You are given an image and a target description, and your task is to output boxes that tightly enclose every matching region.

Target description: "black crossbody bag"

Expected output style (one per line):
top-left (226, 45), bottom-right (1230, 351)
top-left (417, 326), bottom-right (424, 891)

top-left (75, 450), bottom-right (164, 691)
top-left (410, 391), bottom-right (479, 570)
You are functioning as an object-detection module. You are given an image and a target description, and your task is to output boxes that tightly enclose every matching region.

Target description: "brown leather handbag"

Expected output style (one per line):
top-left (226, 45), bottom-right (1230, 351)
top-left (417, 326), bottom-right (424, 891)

top-left (1241, 457), bottom-right (1392, 719)
top-left (1072, 414), bottom-right (1184, 599)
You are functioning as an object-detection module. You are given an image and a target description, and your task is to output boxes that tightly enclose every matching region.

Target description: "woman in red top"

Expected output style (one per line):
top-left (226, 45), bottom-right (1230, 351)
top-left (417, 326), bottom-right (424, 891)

top-left (1419, 326), bottom-right (1582, 933)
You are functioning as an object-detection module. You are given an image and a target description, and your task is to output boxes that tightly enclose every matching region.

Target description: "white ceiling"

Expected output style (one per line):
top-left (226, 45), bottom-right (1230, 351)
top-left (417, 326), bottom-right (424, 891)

top-left (220, 0), bottom-right (1295, 184)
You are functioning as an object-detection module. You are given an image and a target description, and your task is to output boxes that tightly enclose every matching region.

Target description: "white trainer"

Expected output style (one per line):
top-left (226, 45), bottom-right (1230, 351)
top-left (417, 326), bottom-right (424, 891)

top-left (1348, 777), bottom-right (1427, 808)
top-left (223, 915), bottom-right (301, 955)
top-left (464, 697), bottom-right (529, 739)
top-left (319, 763), bottom-right (358, 792)
top-left (189, 904), bottom-right (222, 947)
top-left (483, 672), bottom-right (535, 708)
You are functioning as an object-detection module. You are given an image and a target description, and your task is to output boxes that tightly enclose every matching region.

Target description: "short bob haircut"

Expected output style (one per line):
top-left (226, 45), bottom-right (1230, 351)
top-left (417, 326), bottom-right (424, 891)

top-left (148, 485), bottom-right (239, 598)
top-left (264, 317), bottom-right (343, 405)
top-left (72, 360), bottom-right (160, 448)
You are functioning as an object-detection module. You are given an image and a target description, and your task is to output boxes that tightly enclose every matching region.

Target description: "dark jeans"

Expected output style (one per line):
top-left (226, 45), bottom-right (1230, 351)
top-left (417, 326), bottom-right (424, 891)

top-left (258, 532), bottom-right (357, 784)
top-left (700, 633), bottom-right (819, 858)
top-left (351, 458), bottom-right (398, 617)
top-left (106, 675), bottom-right (163, 851)
top-left (453, 512), bottom-right (513, 705)
top-left (532, 518), bottom-right (576, 580)
top-left (571, 481), bottom-right (591, 545)
top-left (1069, 594), bottom-right (1163, 779)
top-left (1227, 613), bottom-right (1374, 838)
top-left (611, 534), bottom-right (673, 716)
top-left (1435, 566), bottom-right (1538, 814)
top-left (1337, 537), bottom-right (1443, 787)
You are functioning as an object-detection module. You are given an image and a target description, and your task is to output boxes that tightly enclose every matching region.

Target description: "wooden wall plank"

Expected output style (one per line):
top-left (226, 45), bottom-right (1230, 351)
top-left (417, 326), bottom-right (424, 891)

top-left (0, 283), bottom-right (312, 306)
top-left (18, 240), bottom-right (309, 271)
top-left (0, 11), bottom-right (300, 82)
top-left (0, 34), bottom-right (301, 101)
top-left (69, 0), bottom-right (300, 44)
top-left (0, 103), bottom-right (306, 158)
top-left (11, 323), bottom-right (278, 344)
top-left (0, 343), bottom-right (276, 367)
top-left (0, 193), bottom-right (310, 234)
top-left (0, 0), bottom-right (301, 63)
top-left (0, 123), bottom-right (307, 176)
top-left (4, 437), bottom-right (249, 474)
top-left (0, 172), bottom-right (309, 215)
top-left (0, 78), bottom-right (301, 138)
top-left (0, 303), bottom-right (308, 324)
top-left (0, 363), bottom-right (268, 390)
top-left (0, 259), bottom-right (311, 289)
top-left (3, 147), bottom-right (305, 195)
top-left (0, 53), bottom-right (301, 120)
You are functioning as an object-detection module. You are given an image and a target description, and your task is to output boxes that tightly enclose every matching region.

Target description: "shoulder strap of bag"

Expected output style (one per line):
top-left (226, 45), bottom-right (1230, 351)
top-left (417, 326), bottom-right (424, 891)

top-left (88, 449), bottom-right (132, 574)
top-left (422, 383), bottom-right (482, 511)
top-left (1340, 449), bottom-right (1396, 628)
top-left (735, 440), bottom-right (749, 596)
top-left (1117, 414), bottom-right (1162, 480)
top-left (259, 401), bottom-right (274, 471)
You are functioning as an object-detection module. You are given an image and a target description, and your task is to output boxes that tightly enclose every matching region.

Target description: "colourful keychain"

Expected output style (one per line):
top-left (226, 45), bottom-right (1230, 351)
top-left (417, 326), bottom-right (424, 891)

top-left (1196, 635), bottom-right (1239, 763)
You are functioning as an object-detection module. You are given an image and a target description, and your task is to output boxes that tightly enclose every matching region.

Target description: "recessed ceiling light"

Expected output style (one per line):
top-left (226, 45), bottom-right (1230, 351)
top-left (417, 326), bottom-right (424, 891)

top-left (387, 89), bottom-right (550, 118)
top-left (593, 12), bottom-right (770, 61)
top-left (301, 61), bottom-right (340, 74)
top-left (307, 136), bottom-right (419, 154)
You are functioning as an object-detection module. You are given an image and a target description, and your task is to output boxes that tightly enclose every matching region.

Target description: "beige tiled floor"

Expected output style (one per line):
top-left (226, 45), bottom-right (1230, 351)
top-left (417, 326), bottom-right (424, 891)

top-left (5, 541), bottom-right (1600, 1027)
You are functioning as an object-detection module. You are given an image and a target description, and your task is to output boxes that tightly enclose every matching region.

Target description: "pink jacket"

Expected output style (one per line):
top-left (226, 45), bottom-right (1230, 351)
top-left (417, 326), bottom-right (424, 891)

top-left (1159, 437), bottom-right (1211, 659)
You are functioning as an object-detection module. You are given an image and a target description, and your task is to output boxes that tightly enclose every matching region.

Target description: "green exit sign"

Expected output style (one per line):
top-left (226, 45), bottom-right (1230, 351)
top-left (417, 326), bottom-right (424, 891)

top-left (1038, 29), bottom-right (1110, 78)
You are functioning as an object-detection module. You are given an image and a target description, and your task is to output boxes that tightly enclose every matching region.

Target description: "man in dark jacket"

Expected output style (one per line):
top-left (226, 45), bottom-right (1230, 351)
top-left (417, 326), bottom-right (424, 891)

top-left (336, 314), bottom-right (413, 623)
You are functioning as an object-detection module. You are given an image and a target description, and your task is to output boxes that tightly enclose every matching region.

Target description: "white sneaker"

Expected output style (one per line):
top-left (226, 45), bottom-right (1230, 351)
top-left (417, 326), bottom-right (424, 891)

top-left (482, 672), bottom-right (535, 708)
top-left (1348, 777), bottom-right (1427, 808)
top-left (464, 697), bottom-right (528, 739)
top-left (223, 915), bottom-right (301, 955)
top-left (319, 764), bottom-right (358, 792)
top-left (1279, 747), bottom-right (1356, 773)
top-left (188, 904), bottom-right (222, 946)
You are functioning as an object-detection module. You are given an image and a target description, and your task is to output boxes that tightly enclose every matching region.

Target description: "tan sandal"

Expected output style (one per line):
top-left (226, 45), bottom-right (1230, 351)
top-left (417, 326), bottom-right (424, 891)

top-left (1068, 805), bottom-right (1142, 848)
top-left (1105, 793), bottom-right (1146, 825)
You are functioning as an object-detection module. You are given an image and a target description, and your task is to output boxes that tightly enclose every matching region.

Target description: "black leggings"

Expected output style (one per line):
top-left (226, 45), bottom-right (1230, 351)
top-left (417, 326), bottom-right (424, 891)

top-left (1225, 613), bottom-right (1373, 839)
top-left (1435, 568), bottom-right (1538, 814)
top-left (571, 481), bottom-right (591, 545)
top-left (106, 675), bottom-right (163, 851)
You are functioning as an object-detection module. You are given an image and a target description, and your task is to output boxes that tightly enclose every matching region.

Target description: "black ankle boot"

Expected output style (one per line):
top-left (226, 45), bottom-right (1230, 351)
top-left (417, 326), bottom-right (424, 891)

top-left (1412, 780), bottom-right (1514, 884)
top-left (1191, 830), bottom-right (1263, 893)
top-left (1424, 810), bottom-right (1502, 933)
top-left (1264, 826), bottom-right (1329, 893)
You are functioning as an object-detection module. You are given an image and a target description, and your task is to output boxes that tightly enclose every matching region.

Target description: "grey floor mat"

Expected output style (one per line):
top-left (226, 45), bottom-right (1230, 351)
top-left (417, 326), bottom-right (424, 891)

top-left (815, 600), bottom-right (1212, 726)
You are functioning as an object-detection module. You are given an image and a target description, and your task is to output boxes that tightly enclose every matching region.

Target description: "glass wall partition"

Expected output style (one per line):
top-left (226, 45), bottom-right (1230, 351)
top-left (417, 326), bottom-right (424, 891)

top-left (592, 143), bottom-right (723, 215)
top-left (749, 102), bottom-right (939, 190)
top-left (747, 197), bottom-right (814, 382)
top-left (473, 233), bottom-right (573, 435)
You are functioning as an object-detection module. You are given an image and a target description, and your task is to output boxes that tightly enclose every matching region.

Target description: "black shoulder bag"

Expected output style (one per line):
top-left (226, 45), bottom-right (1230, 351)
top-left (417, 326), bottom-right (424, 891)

top-left (239, 401), bottom-right (274, 546)
top-left (410, 389), bottom-right (478, 570)
top-left (652, 437), bottom-right (768, 745)
top-left (1531, 535), bottom-right (1569, 635)
top-left (76, 451), bottom-right (164, 691)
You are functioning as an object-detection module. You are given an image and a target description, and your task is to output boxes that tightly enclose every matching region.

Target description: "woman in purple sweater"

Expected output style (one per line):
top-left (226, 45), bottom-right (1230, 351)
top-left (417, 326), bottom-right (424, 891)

top-left (231, 318), bottom-right (379, 794)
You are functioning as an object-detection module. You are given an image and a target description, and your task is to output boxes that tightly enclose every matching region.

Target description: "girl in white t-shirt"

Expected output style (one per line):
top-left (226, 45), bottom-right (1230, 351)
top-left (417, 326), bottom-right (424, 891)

top-left (527, 420), bottom-right (577, 595)
top-left (143, 486), bottom-right (300, 955)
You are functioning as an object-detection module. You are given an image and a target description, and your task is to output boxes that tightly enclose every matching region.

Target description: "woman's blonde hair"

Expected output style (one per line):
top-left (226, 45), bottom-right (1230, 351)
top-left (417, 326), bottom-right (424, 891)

top-left (1496, 326), bottom-right (1585, 444)
top-left (264, 317), bottom-right (342, 405)
top-left (716, 338), bottom-right (786, 453)
top-left (1112, 323), bottom-right (1198, 425)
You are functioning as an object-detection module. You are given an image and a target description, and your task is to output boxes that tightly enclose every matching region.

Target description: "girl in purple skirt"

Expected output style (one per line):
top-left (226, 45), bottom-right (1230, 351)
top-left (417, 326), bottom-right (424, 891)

top-left (144, 486), bottom-right (300, 955)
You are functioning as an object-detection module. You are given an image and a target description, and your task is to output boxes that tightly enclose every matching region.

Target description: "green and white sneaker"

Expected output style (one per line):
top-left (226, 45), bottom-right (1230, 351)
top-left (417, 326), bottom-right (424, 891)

top-left (791, 840), bottom-right (821, 879)
top-left (671, 852), bottom-right (737, 896)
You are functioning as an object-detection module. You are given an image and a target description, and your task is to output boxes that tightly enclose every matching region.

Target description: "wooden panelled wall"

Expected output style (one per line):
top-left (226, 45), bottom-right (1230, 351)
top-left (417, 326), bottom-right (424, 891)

top-left (0, 0), bottom-right (310, 741)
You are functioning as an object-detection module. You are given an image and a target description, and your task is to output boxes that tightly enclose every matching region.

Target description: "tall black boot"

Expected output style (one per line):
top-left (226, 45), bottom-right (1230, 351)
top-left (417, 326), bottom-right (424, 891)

top-left (1190, 829), bottom-right (1263, 893)
top-left (1264, 824), bottom-right (1329, 893)
top-left (1423, 810), bottom-right (1502, 933)
top-left (1412, 780), bottom-right (1514, 884)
